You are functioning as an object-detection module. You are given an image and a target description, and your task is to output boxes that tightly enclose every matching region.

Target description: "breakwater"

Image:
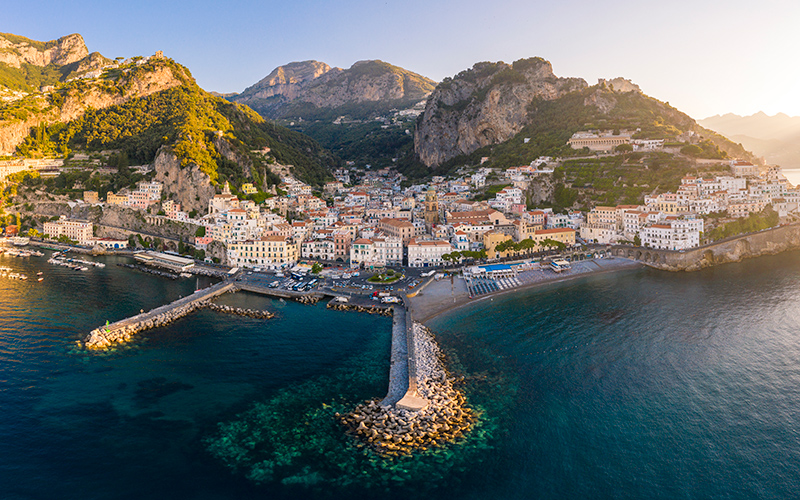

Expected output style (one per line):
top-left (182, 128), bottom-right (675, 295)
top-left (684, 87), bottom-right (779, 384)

top-left (83, 281), bottom-right (237, 350)
top-left (118, 262), bottom-right (179, 279)
top-left (338, 322), bottom-right (475, 456)
top-left (202, 301), bottom-right (275, 319)
top-left (327, 300), bottom-right (394, 317)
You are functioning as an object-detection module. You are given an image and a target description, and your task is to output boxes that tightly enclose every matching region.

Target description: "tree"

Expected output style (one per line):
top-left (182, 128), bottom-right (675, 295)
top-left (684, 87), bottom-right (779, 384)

top-left (311, 262), bottom-right (322, 274)
top-left (615, 143), bottom-right (633, 153)
top-left (540, 238), bottom-right (566, 252)
top-left (195, 226), bottom-right (206, 237)
top-left (633, 234), bottom-right (641, 246)
top-left (680, 144), bottom-right (703, 157)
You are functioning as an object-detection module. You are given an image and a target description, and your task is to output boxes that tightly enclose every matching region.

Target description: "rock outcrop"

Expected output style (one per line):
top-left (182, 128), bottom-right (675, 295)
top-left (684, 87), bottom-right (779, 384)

top-left (232, 59), bottom-right (436, 118)
top-left (237, 60), bottom-right (334, 102)
top-left (0, 33), bottom-right (89, 69)
top-left (153, 147), bottom-right (216, 215)
top-left (415, 58), bottom-right (587, 167)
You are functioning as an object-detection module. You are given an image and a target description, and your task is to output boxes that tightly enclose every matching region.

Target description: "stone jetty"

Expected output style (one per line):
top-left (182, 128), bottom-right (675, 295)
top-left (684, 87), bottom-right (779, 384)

top-left (84, 294), bottom-right (275, 350)
top-left (84, 282), bottom-right (236, 350)
top-left (338, 323), bottom-right (475, 456)
top-left (84, 299), bottom-right (207, 349)
top-left (327, 301), bottom-right (394, 316)
top-left (202, 301), bottom-right (275, 319)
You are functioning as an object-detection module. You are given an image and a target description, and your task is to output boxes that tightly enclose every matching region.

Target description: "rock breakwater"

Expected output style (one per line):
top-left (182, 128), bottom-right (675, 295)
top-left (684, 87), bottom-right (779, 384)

top-left (338, 323), bottom-right (474, 456)
top-left (327, 301), bottom-right (394, 316)
top-left (83, 293), bottom-right (272, 350)
top-left (295, 294), bottom-right (322, 305)
top-left (117, 262), bottom-right (179, 279)
top-left (203, 301), bottom-right (275, 319)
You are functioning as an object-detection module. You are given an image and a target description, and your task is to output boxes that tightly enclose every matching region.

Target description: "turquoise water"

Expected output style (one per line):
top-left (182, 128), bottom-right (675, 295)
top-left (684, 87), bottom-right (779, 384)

top-left (5, 250), bottom-right (800, 498)
top-left (429, 252), bottom-right (800, 499)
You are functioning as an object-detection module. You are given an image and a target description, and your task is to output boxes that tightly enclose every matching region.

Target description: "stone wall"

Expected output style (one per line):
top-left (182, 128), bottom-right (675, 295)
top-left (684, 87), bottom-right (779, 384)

top-left (612, 224), bottom-right (800, 271)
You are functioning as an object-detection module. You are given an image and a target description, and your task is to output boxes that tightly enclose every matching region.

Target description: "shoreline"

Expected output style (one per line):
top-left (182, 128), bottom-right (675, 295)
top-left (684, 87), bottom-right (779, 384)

top-left (410, 258), bottom-right (644, 325)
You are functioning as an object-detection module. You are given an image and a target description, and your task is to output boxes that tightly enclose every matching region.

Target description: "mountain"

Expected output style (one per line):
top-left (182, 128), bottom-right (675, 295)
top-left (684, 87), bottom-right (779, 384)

top-left (0, 33), bottom-right (337, 213)
top-left (413, 57), bottom-right (753, 170)
top-left (415, 58), bottom-right (586, 167)
top-left (231, 59), bottom-right (436, 119)
top-left (0, 33), bottom-right (111, 94)
top-left (699, 112), bottom-right (800, 168)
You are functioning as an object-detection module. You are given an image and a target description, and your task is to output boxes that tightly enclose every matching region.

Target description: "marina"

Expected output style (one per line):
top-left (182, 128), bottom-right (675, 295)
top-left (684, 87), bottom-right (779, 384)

top-left (47, 252), bottom-right (105, 271)
top-left (0, 247), bottom-right (44, 258)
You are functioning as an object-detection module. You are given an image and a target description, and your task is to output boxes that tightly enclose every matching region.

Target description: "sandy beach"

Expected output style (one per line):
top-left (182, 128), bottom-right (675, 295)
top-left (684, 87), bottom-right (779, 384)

top-left (408, 257), bottom-right (643, 324)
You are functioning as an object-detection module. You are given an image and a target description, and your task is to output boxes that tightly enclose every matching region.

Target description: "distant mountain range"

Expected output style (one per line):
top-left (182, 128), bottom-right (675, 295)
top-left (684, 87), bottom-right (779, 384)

top-left (699, 112), bottom-right (800, 169)
top-left (230, 60), bottom-right (436, 120)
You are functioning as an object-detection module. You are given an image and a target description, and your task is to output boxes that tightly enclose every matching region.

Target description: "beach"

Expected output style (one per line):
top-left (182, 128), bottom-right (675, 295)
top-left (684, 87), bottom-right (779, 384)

top-left (408, 257), bottom-right (643, 323)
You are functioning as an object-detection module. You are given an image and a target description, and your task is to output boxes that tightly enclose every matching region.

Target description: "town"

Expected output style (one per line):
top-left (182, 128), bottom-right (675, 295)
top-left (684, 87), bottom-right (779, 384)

top-left (1, 131), bottom-right (795, 276)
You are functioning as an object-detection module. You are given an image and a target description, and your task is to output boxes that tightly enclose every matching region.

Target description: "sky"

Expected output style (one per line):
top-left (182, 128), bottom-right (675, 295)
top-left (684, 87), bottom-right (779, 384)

top-left (6, 0), bottom-right (800, 119)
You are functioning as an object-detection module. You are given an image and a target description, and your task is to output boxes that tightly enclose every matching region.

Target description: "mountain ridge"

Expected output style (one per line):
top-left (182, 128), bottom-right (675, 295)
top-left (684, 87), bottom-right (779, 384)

top-left (412, 57), bottom-right (754, 170)
top-left (231, 59), bottom-right (436, 119)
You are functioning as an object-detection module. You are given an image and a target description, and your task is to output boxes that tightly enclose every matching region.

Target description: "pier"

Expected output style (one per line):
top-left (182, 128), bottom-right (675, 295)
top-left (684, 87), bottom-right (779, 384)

top-left (84, 281), bottom-right (237, 349)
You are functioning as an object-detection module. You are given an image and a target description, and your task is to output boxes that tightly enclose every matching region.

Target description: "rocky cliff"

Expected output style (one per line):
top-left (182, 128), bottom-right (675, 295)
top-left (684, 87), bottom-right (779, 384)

top-left (232, 59), bottom-right (436, 119)
top-left (153, 147), bottom-right (216, 215)
top-left (0, 33), bottom-right (89, 69)
top-left (237, 60), bottom-right (334, 102)
top-left (414, 58), bottom-right (587, 167)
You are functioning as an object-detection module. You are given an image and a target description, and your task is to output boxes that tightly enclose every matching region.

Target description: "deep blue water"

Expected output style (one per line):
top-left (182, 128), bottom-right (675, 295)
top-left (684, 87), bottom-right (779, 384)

top-left (4, 250), bottom-right (800, 499)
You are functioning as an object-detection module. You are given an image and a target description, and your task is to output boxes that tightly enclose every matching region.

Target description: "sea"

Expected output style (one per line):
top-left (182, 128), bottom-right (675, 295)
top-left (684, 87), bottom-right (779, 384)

top-left (4, 250), bottom-right (800, 499)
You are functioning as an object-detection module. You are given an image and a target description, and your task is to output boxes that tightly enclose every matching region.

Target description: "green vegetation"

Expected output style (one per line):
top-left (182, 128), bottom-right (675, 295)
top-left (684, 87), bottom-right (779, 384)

top-left (367, 270), bottom-right (402, 284)
top-left (555, 153), bottom-right (730, 207)
top-left (0, 62), bottom-right (65, 93)
top-left (680, 139), bottom-right (728, 159)
top-left (706, 207), bottom-right (779, 241)
top-left (403, 78), bottom-right (753, 182)
top-left (12, 79), bottom-right (337, 186)
top-left (494, 237), bottom-right (566, 255)
top-left (441, 250), bottom-right (488, 263)
top-left (473, 183), bottom-right (512, 202)
top-left (290, 120), bottom-right (413, 169)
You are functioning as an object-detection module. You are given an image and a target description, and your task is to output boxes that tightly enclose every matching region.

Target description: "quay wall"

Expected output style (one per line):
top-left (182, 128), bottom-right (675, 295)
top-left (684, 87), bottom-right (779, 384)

top-left (612, 223), bottom-right (800, 272)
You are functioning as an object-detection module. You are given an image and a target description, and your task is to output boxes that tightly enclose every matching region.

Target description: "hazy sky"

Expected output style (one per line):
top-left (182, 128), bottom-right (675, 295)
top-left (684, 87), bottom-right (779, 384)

top-left (6, 0), bottom-right (800, 119)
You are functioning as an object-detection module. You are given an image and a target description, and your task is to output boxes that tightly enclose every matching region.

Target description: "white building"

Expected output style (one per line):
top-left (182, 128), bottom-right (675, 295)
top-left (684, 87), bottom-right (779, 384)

top-left (407, 239), bottom-right (454, 268)
top-left (349, 236), bottom-right (402, 267)
top-left (137, 181), bottom-right (163, 200)
top-left (301, 239), bottom-right (336, 261)
top-left (642, 216), bottom-right (703, 251)
top-left (42, 216), bottom-right (93, 244)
